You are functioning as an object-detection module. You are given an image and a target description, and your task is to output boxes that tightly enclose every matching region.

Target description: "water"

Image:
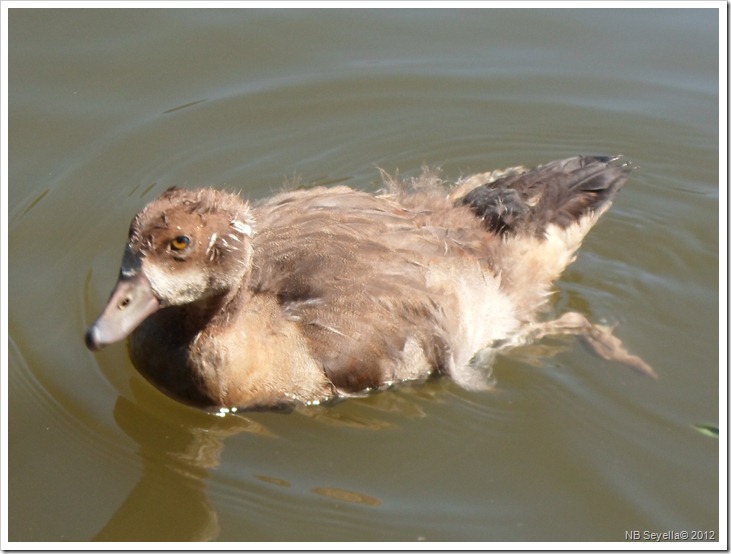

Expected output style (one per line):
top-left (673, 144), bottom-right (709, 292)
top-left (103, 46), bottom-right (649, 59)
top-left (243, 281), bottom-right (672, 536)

top-left (6, 7), bottom-right (721, 544)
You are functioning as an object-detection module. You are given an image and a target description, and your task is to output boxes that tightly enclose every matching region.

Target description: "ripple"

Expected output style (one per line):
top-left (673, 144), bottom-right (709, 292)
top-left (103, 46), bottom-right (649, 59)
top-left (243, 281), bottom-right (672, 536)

top-left (8, 7), bottom-right (719, 542)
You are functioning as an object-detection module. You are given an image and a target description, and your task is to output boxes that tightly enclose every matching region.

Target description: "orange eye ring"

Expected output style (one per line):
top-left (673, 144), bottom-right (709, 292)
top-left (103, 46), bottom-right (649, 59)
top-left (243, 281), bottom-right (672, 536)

top-left (170, 235), bottom-right (190, 251)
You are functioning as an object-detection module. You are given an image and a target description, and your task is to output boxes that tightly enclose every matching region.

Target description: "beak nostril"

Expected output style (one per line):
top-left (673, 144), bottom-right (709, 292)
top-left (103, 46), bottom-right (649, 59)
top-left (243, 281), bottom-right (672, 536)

top-left (85, 272), bottom-right (160, 351)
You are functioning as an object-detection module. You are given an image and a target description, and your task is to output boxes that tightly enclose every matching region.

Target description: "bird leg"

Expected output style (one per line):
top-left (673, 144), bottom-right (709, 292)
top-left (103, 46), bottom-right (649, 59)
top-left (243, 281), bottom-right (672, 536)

top-left (527, 312), bottom-right (656, 378)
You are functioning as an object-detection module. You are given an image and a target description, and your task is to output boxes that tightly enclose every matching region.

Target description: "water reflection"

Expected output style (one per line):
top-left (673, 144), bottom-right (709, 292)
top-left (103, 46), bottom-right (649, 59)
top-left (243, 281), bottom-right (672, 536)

top-left (93, 381), bottom-right (272, 542)
top-left (92, 372), bottom-right (465, 541)
top-left (8, 7), bottom-right (719, 541)
top-left (90, 379), bottom-right (412, 541)
top-left (310, 487), bottom-right (382, 507)
top-left (295, 382), bottom-right (443, 429)
top-left (253, 474), bottom-right (291, 488)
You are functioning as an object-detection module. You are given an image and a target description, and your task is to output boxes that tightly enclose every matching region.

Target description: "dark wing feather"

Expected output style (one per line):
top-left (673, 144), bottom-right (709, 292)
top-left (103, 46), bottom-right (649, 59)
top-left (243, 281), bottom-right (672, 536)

top-left (458, 156), bottom-right (630, 236)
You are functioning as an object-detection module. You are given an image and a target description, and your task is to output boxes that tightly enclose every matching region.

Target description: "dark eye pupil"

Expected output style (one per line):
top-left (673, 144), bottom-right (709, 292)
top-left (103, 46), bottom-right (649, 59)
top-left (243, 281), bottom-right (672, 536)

top-left (171, 236), bottom-right (190, 250)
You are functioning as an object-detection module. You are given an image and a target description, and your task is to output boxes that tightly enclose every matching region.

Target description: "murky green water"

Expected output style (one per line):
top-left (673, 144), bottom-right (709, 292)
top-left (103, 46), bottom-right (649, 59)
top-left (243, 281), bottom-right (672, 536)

top-left (7, 7), bottom-right (721, 544)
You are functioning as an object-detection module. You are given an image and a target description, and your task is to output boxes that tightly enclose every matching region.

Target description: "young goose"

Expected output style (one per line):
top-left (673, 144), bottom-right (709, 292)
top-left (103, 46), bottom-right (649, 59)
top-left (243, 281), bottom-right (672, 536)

top-left (85, 155), bottom-right (653, 411)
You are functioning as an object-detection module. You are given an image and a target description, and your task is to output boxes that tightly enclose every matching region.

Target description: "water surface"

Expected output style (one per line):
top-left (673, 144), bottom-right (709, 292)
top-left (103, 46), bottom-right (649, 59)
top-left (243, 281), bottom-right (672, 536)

top-left (7, 7), bottom-right (721, 544)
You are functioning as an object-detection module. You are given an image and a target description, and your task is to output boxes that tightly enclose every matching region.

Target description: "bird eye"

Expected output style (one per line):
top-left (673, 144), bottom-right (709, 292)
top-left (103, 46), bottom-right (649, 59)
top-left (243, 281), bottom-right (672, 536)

top-left (170, 235), bottom-right (190, 251)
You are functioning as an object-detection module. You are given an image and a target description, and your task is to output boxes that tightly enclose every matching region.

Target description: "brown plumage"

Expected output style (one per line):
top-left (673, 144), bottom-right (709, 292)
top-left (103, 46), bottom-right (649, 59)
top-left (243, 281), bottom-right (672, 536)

top-left (85, 155), bottom-right (653, 411)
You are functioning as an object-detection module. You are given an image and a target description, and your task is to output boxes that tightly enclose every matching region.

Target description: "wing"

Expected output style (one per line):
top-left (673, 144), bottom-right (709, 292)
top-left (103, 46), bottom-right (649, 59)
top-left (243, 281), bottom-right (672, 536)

top-left (458, 155), bottom-right (630, 236)
top-left (249, 187), bottom-right (456, 392)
